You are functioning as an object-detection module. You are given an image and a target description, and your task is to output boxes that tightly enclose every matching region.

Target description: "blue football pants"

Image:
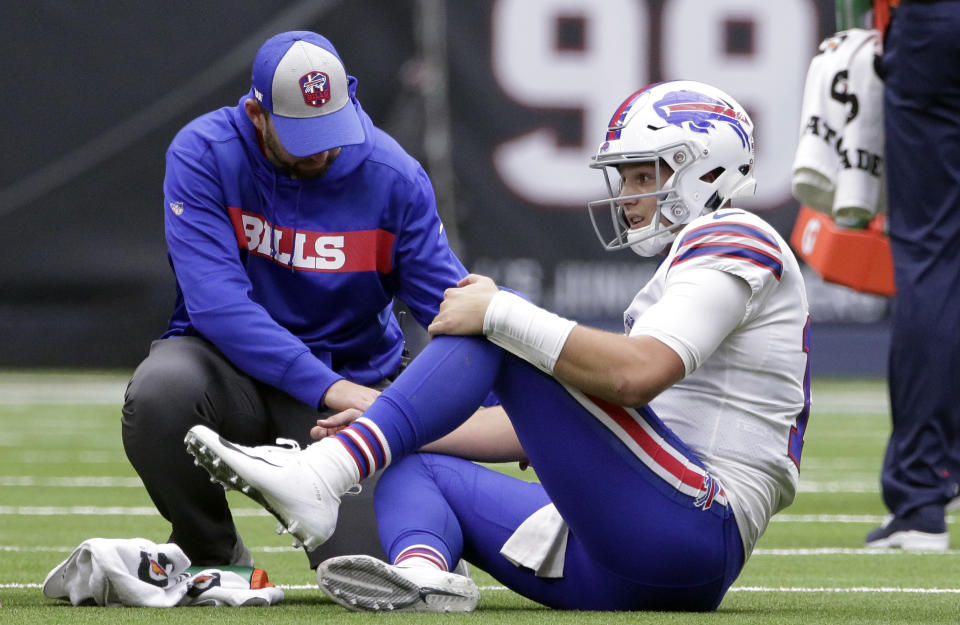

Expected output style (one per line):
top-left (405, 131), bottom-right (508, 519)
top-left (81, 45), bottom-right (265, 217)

top-left (360, 335), bottom-right (744, 611)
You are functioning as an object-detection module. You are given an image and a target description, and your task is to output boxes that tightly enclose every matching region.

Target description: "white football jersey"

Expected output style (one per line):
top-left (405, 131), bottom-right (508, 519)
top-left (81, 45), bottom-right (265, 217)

top-left (623, 209), bottom-right (811, 557)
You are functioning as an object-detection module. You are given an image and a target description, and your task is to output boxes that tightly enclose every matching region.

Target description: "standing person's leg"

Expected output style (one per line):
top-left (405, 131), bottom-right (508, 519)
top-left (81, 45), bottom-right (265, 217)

top-left (871, 3), bottom-right (960, 547)
top-left (121, 336), bottom-right (272, 565)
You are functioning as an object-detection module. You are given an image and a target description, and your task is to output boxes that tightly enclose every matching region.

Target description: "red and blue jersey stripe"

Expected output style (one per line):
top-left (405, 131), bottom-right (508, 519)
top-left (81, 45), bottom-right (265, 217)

top-left (671, 220), bottom-right (783, 281)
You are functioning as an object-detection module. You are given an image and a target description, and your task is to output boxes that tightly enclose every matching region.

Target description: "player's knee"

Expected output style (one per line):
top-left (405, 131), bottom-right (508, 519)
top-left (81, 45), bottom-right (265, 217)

top-left (376, 454), bottom-right (427, 488)
top-left (375, 453), bottom-right (469, 508)
top-left (374, 454), bottom-right (434, 507)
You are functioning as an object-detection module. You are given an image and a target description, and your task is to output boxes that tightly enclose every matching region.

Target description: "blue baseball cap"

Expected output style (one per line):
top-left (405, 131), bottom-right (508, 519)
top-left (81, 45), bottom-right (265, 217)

top-left (251, 31), bottom-right (365, 157)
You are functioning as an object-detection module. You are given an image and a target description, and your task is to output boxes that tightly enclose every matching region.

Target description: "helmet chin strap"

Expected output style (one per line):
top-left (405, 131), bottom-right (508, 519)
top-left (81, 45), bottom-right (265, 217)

top-left (626, 219), bottom-right (684, 257)
top-left (624, 191), bottom-right (692, 257)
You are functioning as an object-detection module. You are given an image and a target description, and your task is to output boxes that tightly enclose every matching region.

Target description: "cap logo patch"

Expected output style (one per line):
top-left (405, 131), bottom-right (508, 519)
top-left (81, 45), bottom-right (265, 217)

top-left (299, 71), bottom-right (331, 108)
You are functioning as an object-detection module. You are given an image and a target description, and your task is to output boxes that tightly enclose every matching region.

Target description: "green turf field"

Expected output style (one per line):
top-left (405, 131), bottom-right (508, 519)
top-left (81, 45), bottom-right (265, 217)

top-left (2, 371), bottom-right (959, 624)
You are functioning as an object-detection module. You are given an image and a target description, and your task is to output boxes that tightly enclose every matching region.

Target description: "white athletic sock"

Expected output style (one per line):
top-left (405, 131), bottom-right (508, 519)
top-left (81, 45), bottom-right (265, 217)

top-left (302, 436), bottom-right (362, 493)
top-left (394, 545), bottom-right (448, 571)
top-left (395, 557), bottom-right (442, 571)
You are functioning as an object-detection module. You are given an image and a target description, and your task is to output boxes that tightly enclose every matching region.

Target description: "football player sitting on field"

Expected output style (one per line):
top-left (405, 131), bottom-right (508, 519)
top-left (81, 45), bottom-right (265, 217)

top-left (185, 80), bottom-right (811, 612)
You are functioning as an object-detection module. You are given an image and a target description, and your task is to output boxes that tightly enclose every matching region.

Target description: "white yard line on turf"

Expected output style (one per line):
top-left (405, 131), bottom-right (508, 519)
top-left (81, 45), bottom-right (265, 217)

top-left (7, 544), bottom-right (960, 556)
top-left (0, 476), bottom-right (143, 487)
top-left (0, 506), bottom-right (270, 517)
top-left (0, 375), bottom-right (128, 405)
top-left (729, 586), bottom-right (960, 594)
top-left (796, 480), bottom-right (878, 493)
top-left (772, 514), bottom-right (888, 523)
top-left (1, 451), bottom-right (122, 464)
top-left (12, 508), bottom-right (946, 525)
top-left (7, 583), bottom-right (960, 594)
top-left (810, 390), bottom-right (889, 414)
top-left (752, 548), bottom-right (960, 555)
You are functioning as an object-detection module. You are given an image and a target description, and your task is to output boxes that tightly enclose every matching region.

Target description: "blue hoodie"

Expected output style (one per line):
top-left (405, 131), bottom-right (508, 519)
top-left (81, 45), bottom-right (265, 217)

top-left (161, 81), bottom-right (467, 410)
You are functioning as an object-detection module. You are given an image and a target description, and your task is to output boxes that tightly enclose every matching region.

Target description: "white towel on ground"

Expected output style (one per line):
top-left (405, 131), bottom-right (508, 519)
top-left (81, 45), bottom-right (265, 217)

top-left (41, 538), bottom-right (284, 607)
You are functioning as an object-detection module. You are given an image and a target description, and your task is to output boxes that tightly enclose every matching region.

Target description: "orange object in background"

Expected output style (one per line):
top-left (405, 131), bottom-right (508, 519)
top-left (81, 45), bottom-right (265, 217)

top-left (789, 205), bottom-right (895, 296)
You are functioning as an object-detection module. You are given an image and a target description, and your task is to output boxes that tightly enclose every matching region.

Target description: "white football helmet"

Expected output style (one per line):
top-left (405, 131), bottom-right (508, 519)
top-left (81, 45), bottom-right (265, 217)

top-left (588, 80), bottom-right (757, 256)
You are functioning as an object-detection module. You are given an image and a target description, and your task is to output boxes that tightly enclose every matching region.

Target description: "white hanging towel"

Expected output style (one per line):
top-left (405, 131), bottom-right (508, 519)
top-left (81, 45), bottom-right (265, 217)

top-left (792, 28), bottom-right (886, 219)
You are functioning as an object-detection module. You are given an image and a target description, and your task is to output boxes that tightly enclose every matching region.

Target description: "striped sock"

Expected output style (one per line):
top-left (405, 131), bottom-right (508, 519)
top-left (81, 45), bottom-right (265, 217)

top-left (394, 544), bottom-right (449, 572)
top-left (330, 417), bottom-right (392, 481)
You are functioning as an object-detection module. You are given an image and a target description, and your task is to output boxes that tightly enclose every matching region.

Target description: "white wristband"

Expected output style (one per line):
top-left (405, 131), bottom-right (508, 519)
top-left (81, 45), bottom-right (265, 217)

top-left (482, 291), bottom-right (577, 374)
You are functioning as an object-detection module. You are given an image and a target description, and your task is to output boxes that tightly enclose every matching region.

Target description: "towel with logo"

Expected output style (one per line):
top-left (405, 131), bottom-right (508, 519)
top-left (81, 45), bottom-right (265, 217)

top-left (792, 28), bottom-right (886, 220)
top-left (41, 537), bottom-right (283, 607)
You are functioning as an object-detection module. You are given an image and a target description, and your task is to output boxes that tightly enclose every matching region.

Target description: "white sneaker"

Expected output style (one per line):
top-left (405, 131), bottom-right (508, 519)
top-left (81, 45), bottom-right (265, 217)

top-left (864, 514), bottom-right (950, 552)
top-left (184, 425), bottom-right (345, 550)
top-left (316, 554), bottom-right (479, 613)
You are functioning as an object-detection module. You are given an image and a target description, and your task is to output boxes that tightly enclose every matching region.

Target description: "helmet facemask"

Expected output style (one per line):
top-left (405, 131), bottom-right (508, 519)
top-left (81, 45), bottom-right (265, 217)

top-left (588, 143), bottom-right (697, 257)
top-left (587, 81), bottom-right (756, 257)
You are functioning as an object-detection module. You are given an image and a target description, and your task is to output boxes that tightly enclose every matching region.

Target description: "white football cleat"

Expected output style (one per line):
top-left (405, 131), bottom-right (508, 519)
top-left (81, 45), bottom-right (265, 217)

top-left (317, 554), bottom-right (479, 613)
top-left (184, 425), bottom-right (347, 550)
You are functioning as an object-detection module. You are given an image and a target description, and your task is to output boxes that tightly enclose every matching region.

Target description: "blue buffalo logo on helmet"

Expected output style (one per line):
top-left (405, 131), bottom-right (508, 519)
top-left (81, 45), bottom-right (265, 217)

top-left (654, 90), bottom-right (751, 149)
top-left (299, 71), bottom-right (331, 108)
